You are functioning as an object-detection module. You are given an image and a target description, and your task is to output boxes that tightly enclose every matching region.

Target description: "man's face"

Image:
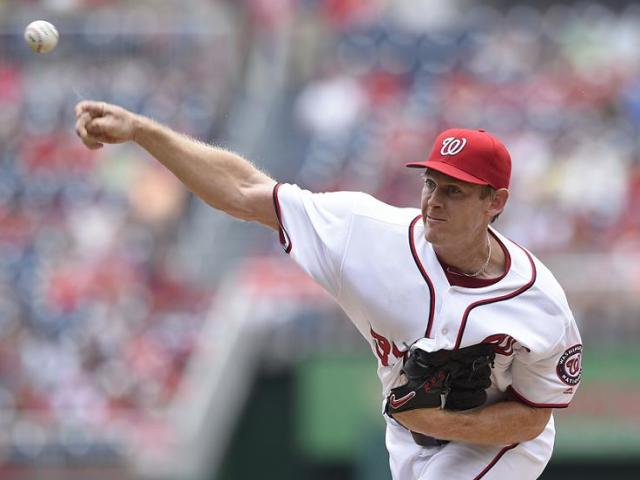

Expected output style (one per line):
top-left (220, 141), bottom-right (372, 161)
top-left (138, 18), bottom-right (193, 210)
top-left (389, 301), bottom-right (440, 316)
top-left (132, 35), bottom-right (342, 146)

top-left (420, 169), bottom-right (494, 246)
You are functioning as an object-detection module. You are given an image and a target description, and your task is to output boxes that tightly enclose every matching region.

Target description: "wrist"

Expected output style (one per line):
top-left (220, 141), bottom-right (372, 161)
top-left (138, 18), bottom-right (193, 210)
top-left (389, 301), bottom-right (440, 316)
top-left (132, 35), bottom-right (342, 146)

top-left (131, 114), bottom-right (150, 144)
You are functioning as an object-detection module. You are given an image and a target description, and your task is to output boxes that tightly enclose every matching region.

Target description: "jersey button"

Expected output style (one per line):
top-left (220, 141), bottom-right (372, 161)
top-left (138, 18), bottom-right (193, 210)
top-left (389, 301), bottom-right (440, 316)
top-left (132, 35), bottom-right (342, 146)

top-left (441, 328), bottom-right (448, 335)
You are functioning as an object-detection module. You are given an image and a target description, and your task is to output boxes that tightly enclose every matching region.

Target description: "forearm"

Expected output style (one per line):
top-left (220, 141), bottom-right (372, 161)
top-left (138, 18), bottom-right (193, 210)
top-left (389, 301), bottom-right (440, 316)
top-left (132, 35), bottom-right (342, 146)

top-left (393, 401), bottom-right (551, 445)
top-left (132, 115), bottom-right (275, 221)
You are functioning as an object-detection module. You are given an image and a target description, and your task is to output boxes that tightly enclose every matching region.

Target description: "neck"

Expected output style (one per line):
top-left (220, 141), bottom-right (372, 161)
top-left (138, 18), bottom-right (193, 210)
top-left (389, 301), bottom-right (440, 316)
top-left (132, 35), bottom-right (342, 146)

top-left (434, 230), bottom-right (496, 278)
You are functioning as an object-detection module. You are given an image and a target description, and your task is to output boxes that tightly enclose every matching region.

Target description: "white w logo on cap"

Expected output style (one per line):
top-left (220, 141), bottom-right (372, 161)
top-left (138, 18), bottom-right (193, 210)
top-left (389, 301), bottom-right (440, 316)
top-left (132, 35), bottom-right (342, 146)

top-left (440, 137), bottom-right (467, 156)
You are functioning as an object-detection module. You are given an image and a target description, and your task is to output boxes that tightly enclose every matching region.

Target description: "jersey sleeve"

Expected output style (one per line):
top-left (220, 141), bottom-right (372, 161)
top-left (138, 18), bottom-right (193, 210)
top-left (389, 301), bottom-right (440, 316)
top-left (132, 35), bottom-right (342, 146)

top-left (508, 319), bottom-right (583, 408)
top-left (273, 183), bottom-right (365, 297)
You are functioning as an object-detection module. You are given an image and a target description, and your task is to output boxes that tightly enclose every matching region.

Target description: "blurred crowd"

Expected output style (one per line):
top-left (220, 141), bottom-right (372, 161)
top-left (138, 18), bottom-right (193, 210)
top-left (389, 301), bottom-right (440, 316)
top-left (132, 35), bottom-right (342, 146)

top-left (291, 1), bottom-right (640, 255)
top-left (0, 2), bottom-right (237, 463)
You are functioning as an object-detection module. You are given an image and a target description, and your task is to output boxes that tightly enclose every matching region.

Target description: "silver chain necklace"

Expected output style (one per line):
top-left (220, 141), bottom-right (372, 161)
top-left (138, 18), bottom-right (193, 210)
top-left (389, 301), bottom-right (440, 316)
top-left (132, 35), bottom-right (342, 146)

top-left (447, 236), bottom-right (492, 278)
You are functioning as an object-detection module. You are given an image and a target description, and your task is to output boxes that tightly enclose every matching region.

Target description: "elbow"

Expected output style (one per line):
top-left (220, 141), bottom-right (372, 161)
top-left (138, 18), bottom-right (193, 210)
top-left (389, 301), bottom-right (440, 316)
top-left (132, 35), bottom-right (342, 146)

top-left (209, 199), bottom-right (255, 223)
top-left (207, 182), bottom-right (277, 228)
top-left (226, 189), bottom-right (262, 223)
top-left (522, 424), bottom-right (545, 442)
top-left (220, 201), bottom-right (252, 222)
top-left (200, 183), bottom-right (255, 221)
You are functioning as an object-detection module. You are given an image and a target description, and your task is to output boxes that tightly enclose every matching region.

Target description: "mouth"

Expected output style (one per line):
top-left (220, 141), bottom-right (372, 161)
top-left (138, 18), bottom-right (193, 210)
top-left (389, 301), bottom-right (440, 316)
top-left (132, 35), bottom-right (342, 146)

top-left (425, 214), bottom-right (446, 223)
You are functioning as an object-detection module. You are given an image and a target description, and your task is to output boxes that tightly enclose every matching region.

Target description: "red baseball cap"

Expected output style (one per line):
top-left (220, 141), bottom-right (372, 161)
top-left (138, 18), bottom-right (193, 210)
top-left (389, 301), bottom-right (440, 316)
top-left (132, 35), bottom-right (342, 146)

top-left (406, 128), bottom-right (511, 190)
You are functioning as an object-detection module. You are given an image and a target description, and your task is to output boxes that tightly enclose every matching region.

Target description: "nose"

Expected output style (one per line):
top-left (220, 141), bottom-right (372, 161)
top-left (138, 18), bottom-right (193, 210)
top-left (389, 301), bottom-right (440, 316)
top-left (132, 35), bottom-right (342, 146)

top-left (424, 185), bottom-right (445, 209)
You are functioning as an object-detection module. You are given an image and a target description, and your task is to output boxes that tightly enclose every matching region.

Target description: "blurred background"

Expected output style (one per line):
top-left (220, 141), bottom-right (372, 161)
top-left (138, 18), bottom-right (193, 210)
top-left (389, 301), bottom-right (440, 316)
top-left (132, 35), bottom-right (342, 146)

top-left (0, 0), bottom-right (639, 478)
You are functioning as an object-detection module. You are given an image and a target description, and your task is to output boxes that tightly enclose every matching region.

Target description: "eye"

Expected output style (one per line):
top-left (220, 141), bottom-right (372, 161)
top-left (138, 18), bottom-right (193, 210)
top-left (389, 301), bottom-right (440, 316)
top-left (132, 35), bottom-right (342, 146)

top-left (446, 185), bottom-right (462, 195)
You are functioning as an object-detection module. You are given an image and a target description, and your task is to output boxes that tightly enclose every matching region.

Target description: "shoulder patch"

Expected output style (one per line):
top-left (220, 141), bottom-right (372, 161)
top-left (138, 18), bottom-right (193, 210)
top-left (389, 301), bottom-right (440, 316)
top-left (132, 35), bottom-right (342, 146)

top-left (556, 344), bottom-right (582, 386)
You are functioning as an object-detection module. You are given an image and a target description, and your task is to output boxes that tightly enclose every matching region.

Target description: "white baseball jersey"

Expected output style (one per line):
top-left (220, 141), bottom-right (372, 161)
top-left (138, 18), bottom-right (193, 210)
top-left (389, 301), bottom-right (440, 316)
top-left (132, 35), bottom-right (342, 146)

top-left (273, 183), bottom-right (583, 480)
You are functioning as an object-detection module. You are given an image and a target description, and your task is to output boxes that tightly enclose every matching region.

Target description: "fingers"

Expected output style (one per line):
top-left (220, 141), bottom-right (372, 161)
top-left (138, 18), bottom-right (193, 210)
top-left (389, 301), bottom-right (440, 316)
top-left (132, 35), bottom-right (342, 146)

top-left (74, 100), bottom-right (132, 149)
top-left (75, 112), bottom-right (90, 137)
top-left (85, 117), bottom-right (105, 137)
top-left (75, 100), bottom-right (107, 119)
top-left (75, 112), bottom-right (103, 150)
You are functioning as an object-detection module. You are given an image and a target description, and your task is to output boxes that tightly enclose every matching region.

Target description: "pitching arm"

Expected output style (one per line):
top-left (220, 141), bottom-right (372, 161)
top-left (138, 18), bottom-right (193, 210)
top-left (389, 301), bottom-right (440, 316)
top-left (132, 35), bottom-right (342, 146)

top-left (75, 101), bottom-right (278, 230)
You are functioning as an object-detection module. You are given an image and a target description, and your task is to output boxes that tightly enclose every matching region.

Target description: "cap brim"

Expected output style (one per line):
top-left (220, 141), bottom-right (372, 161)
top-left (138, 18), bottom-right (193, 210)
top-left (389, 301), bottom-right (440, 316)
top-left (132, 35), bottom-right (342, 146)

top-left (405, 160), bottom-right (489, 186)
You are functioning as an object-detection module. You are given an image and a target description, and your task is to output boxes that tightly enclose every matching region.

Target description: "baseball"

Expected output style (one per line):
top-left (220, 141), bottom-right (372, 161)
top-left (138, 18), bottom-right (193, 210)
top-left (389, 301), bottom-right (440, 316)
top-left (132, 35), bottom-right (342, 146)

top-left (24, 20), bottom-right (59, 53)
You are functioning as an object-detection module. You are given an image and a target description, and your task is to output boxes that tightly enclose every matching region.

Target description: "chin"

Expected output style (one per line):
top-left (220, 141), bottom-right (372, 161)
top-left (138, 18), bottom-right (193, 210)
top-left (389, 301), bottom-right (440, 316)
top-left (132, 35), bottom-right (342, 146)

top-left (423, 225), bottom-right (441, 245)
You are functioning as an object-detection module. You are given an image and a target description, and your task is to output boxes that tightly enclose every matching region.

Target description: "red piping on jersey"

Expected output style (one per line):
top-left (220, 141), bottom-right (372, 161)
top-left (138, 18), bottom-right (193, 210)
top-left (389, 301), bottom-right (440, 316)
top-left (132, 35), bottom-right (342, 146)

top-left (272, 183), bottom-right (292, 254)
top-left (408, 215), bottom-right (436, 338)
top-left (473, 443), bottom-right (519, 479)
top-left (454, 244), bottom-right (537, 350)
top-left (508, 385), bottom-right (570, 409)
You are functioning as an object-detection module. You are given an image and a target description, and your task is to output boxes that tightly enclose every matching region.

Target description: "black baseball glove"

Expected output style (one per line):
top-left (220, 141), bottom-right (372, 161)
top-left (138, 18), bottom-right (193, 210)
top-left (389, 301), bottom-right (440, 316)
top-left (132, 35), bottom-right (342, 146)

top-left (385, 343), bottom-right (495, 416)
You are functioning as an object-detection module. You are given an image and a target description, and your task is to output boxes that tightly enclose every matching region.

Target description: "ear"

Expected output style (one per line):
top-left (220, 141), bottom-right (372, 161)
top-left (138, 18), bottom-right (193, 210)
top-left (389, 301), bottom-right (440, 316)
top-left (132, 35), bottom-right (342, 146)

top-left (487, 188), bottom-right (509, 219)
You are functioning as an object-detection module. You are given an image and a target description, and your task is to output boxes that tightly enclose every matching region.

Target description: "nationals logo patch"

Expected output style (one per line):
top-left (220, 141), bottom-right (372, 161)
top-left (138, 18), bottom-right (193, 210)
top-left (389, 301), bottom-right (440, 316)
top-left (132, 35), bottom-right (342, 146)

top-left (440, 137), bottom-right (467, 156)
top-left (556, 344), bottom-right (582, 386)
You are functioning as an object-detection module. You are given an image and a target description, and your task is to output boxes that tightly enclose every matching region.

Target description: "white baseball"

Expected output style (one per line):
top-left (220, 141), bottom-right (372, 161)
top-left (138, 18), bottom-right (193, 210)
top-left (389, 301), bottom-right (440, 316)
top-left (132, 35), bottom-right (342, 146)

top-left (24, 20), bottom-right (59, 53)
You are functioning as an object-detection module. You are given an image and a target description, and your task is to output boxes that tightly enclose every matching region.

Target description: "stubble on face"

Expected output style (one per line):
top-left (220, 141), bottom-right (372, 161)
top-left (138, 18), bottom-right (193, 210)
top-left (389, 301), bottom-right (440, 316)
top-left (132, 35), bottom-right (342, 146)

top-left (420, 171), bottom-right (490, 248)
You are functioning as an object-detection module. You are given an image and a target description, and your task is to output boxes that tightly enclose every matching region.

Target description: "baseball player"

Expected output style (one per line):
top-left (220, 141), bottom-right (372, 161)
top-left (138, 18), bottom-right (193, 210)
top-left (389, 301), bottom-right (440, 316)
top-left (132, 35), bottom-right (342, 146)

top-left (75, 101), bottom-right (582, 479)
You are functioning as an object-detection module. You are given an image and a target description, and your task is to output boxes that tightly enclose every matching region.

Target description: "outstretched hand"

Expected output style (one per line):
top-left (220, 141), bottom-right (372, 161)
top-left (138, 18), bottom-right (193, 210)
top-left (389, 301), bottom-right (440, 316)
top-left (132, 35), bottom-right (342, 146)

top-left (75, 101), bottom-right (139, 150)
